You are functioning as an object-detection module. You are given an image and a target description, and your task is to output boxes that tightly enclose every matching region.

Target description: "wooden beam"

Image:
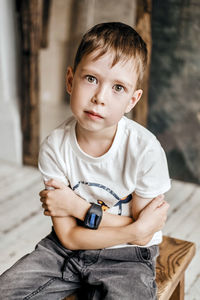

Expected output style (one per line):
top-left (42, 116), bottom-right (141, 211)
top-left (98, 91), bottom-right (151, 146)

top-left (18, 0), bottom-right (49, 166)
top-left (20, 0), bottom-right (42, 166)
top-left (41, 0), bottom-right (52, 48)
top-left (133, 0), bottom-right (152, 127)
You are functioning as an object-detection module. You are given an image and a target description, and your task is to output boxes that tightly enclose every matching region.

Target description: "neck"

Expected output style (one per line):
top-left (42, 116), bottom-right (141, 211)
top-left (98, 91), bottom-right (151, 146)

top-left (75, 124), bottom-right (117, 157)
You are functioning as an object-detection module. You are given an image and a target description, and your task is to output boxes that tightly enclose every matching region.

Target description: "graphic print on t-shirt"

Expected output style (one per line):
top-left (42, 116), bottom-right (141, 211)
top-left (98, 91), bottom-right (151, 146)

top-left (72, 181), bottom-right (132, 215)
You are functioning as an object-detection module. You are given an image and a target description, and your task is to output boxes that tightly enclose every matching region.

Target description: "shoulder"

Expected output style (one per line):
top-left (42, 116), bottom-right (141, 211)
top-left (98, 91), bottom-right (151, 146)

top-left (121, 116), bottom-right (159, 153)
top-left (40, 116), bottom-right (75, 151)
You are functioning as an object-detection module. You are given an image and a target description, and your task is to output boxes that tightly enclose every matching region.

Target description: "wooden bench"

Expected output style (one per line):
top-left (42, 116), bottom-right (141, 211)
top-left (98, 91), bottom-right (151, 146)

top-left (156, 236), bottom-right (195, 299)
top-left (65, 236), bottom-right (196, 300)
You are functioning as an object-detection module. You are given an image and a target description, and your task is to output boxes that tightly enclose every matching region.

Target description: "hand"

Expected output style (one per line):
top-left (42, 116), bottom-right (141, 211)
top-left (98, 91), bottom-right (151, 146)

top-left (39, 179), bottom-right (77, 217)
top-left (134, 195), bottom-right (169, 245)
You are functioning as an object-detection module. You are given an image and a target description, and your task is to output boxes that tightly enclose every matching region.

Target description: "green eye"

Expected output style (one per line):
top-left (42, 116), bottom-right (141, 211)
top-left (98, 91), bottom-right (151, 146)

top-left (86, 75), bottom-right (97, 84)
top-left (114, 85), bottom-right (124, 93)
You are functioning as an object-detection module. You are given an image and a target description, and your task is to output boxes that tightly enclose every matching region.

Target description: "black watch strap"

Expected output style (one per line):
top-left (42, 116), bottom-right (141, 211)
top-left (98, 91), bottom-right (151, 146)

top-left (84, 203), bottom-right (102, 230)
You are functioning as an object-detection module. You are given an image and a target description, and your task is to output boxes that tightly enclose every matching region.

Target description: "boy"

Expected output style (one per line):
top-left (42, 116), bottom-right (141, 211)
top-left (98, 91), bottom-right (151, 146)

top-left (0, 22), bottom-right (170, 299)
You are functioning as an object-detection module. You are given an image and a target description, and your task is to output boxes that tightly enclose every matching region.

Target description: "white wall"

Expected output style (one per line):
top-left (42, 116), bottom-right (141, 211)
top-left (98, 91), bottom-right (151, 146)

top-left (40, 0), bottom-right (74, 105)
top-left (0, 0), bottom-right (22, 164)
top-left (39, 0), bottom-right (73, 142)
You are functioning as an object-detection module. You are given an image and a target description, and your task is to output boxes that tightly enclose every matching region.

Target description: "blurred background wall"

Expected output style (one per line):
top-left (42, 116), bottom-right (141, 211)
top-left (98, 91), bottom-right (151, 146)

top-left (0, 0), bottom-right (22, 164)
top-left (148, 0), bottom-right (200, 184)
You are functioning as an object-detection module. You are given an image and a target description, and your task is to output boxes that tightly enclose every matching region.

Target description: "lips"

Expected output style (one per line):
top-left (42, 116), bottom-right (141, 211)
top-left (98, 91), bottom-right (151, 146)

top-left (85, 110), bottom-right (103, 119)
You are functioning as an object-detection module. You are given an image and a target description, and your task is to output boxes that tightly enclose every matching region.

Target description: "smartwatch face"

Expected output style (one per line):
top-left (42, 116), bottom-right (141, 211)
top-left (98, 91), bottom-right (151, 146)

top-left (84, 203), bottom-right (102, 229)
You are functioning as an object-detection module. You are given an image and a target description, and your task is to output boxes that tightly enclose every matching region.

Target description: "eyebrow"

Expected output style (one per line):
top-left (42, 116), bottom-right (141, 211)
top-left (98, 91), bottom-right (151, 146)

top-left (115, 79), bottom-right (133, 89)
top-left (79, 67), bottom-right (99, 76)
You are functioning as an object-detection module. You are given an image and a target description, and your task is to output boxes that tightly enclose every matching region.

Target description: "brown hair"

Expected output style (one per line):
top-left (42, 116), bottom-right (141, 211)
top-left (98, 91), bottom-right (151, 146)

top-left (73, 22), bottom-right (147, 88)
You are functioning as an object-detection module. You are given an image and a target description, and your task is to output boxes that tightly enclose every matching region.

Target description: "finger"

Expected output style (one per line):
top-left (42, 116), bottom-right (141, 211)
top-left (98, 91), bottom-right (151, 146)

top-left (154, 194), bottom-right (164, 201)
top-left (158, 200), bottom-right (168, 207)
top-left (150, 195), bottom-right (165, 208)
top-left (45, 179), bottom-right (66, 189)
top-left (44, 209), bottom-right (51, 216)
top-left (42, 203), bottom-right (48, 209)
top-left (40, 197), bottom-right (47, 204)
top-left (156, 201), bottom-right (170, 216)
top-left (39, 190), bottom-right (48, 197)
top-left (40, 197), bottom-right (44, 203)
top-left (156, 200), bottom-right (169, 209)
top-left (161, 201), bottom-right (170, 211)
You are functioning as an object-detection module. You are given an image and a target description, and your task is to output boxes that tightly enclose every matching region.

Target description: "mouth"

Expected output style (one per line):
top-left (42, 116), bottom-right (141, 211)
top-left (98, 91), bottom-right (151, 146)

top-left (84, 110), bottom-right (103, 119)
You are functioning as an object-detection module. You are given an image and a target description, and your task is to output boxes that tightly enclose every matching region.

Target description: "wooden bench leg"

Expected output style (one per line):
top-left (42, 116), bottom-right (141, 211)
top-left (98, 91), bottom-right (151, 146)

top-left (170, 275), bottom-right (184, 300)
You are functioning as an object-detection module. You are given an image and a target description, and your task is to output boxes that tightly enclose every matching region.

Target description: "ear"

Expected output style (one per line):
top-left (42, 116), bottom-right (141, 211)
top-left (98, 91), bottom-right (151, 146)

top-left (66, 67), bottom-right (74, 95)
top-left (125, 89), bottom-right (143, 113)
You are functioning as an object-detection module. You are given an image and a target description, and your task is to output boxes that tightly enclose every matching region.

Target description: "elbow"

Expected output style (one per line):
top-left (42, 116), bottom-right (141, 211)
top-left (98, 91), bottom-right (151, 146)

top-left (58, 232), bottom-right (80, 251)
top-left (52, 217), bottom-right (81, 250)
top-left (63, 241), bottom-right (80, 251)
top-left (59, 239), bottom-right (74, 250)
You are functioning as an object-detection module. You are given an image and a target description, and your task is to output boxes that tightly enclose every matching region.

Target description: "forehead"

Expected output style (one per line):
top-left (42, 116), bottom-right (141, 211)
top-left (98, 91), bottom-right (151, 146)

top-left (79, 49), bottom-right (137, 73)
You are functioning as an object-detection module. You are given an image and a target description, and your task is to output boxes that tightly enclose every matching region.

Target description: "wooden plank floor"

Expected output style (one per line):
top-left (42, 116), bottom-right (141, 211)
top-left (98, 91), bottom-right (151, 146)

top-left (0, 160), bottom-right (199, 299)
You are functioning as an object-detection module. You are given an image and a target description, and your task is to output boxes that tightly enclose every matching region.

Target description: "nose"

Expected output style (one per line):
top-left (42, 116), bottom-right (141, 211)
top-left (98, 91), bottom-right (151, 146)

top-left (91, 85), bottom-right (106, 105)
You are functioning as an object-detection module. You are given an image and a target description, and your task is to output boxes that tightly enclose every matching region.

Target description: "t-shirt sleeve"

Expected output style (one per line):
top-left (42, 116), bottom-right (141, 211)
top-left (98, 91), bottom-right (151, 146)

top-left (135, 140), bottom-right (171, 198)
top-left (38, 135), bottom-right (69, 186)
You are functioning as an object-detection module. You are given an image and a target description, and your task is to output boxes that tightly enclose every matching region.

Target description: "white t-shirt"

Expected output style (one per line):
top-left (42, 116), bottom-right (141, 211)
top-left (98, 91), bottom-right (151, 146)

top-left (38, 116), bottom-right (171, 248)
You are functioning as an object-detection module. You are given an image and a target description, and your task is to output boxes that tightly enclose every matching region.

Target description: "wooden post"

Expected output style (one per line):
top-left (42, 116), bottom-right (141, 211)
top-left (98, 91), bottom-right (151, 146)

top-left (18, 0), bottom-right (51, 166)
top-left (133, 0), bottom-right (152, 127)
top-left (18, 0), bottom-right (42, 166)
top-left (170, 275), bottom-right (185, 300)
top-left (41, 0), bottom-right (52, 48)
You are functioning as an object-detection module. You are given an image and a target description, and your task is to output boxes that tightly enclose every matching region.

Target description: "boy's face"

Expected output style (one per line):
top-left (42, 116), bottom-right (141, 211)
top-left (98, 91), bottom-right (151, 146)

top-left (66, 50), bottom-right (142, 135)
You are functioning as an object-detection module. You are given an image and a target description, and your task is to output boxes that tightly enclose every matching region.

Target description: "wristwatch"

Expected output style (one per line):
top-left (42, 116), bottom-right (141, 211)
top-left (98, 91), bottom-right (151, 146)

top-left (84, 203), bottom-right (102, 230)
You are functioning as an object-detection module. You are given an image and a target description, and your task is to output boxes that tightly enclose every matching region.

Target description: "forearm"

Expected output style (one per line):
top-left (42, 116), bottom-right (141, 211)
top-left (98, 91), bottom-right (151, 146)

top-left (52, 216), bottom-right (140, 250)
top-left (41, 180), bottom-right (133, 227)
top-left (70, 193), bottom-right (133, 227)
top-left (102, 212), bottom-right (133, 227)
top-left (52, 195), bottom-right (169, 250)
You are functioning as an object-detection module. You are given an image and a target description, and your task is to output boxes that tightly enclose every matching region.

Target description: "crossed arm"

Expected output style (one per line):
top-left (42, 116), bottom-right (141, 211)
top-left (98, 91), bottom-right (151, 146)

top-left (39, 179), bottom-right (169, 250)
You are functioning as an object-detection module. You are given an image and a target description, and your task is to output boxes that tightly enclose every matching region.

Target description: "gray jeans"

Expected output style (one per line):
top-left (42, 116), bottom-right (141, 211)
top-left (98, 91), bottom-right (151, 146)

top-left (0, 230), bottom-right (159, 300)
